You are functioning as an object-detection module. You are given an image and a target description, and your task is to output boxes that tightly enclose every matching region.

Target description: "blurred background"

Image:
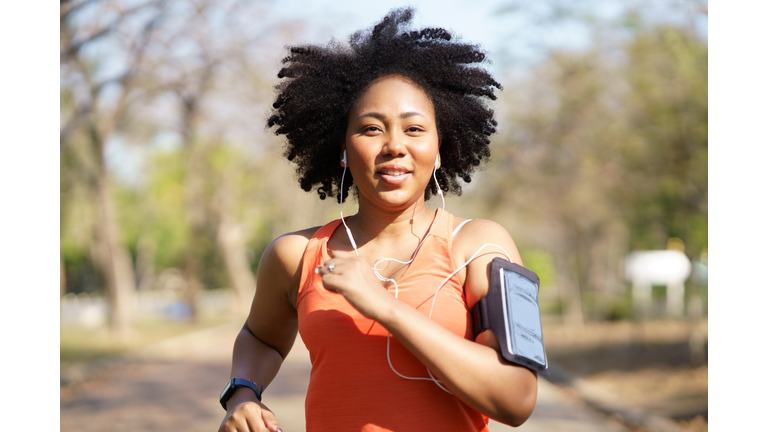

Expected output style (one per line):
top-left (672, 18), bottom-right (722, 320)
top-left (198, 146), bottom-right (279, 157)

top-left (60, 0), bottom-right (708, 431)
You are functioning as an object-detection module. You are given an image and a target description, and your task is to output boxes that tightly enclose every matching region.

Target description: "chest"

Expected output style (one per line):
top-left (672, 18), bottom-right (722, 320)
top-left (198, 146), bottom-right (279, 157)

top-left (298, 262), bottom-right (472, 344)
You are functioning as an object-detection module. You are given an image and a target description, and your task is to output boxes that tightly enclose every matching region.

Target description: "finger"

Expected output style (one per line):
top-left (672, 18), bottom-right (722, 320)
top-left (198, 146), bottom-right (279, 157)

top-left (232, 402), bottom-right (267, 432)
top-left (322, 258), bottom-right (339, 268)
top-left (320, 274), bottom-right (341, 293)
top-left (221, 407), bottom-right (252, 432)
top-left (221, 415), bottom-right (247, 432)
top-left (244, 408), bottom-right (269, 432)
top-left (316, 259), bottom-right (345, 276)
top-left (315, 263), bottom-right (338, 276)
top-left (260, 407), bottom-right (283, 432)
top-left (218, 418), bottom-right (229, 432)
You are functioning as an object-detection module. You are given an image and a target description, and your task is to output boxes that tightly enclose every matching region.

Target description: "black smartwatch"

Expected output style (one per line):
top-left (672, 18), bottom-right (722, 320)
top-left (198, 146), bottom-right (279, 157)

top-left (219, 378), bottom-right (264, 411)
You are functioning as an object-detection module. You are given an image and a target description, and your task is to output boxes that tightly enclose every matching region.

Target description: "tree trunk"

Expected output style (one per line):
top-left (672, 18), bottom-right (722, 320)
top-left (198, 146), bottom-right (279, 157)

top-left (136, 234), bottom-right (156, 291)
top-left (217, 216), bottom-right (257, 315)
top-left (94, 172), bottom-right (136, 339)
top-left (553, 250), bottom-right (584, 328)
top-left (182, 263), bottom-right (201, 322)
top-left (216, 169), bottom-right (256, 315)
top-left (182, 141), bottom-right (206, 323)
top-left (61, 253), bottom-right (66, 299)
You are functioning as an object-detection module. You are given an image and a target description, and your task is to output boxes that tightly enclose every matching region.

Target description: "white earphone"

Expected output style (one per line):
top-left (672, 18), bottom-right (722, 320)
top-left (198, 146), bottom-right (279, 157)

top-left (433, 154), bottom-right (443, 196)
top-left (335, 148), bottom-right (510, 394)
top-left (339, 150), bottom-right (358, 252)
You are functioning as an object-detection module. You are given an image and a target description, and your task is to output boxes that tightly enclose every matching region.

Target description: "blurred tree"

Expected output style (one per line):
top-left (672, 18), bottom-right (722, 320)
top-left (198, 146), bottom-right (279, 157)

top-left (210, 143), bottom-right (265, 314)
top-left (617, 23), bottom-right (708, 259)
top-left (61, 0), bottom-right (293, 329)
top-left (479, 48), bottom-right (626, 326)
top-left (60, 0), bottom-right (171, 337)
top-left (473, 11), bottom-right (706, 322)
top-left (150, 0), bottom-right (299, 318)
top-left (173, 46), bottom-right (218, 322)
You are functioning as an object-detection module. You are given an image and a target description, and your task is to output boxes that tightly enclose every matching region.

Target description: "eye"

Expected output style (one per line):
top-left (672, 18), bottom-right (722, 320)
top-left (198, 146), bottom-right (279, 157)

top-left (363, 125), bottom-right (382, 134)
top-left (406, 126), bottom-right (425, 133)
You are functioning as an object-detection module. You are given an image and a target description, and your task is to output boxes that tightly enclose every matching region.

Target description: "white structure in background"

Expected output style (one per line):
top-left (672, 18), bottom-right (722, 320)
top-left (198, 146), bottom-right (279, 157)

top-left (625, 249), bottom-right (692, 317)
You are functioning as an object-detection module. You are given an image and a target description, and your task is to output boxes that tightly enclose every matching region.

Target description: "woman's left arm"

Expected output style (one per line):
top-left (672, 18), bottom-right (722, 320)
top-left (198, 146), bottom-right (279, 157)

top-left (318, 220), bottom-right (538, 427)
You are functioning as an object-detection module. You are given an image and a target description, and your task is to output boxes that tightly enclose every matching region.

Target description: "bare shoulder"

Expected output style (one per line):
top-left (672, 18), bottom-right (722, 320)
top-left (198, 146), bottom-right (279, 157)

top-left (451, 218), bottom-right (523, 308)
top-left (249, 225), bottom-right (322, 340)
top-left (261, 226), bottom-right (322, 284)
top-left (248, 227), bottom-right (321, 356)
top-left (452, 218), bottom-right (522, 265)
top-left (268, 227), bottom-right (320, 264)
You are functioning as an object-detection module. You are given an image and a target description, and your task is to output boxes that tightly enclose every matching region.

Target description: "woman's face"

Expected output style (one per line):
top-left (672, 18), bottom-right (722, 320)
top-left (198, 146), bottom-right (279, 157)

top-left (344, 75), bottom-right (440, 212)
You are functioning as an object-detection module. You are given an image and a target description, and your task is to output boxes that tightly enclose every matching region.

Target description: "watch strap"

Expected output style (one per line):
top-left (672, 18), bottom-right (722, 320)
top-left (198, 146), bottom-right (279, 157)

top-left (220, 378), bottom-right (264, 411)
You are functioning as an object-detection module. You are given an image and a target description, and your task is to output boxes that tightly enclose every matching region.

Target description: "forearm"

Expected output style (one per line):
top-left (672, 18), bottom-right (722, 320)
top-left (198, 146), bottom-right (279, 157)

top-left (319, 249), bottom-right (537, 425)
top-left (220, 326), bottom-right (286, 431)
top-left (378, 297), bottom-right (537, 426)
top-left (230, 326), bottom-right (286, 395)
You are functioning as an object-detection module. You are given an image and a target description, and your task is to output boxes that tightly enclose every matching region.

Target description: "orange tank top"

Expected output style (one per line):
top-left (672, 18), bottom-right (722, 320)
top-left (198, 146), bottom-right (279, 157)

top-left (297, 210), bottom-right (490, 432)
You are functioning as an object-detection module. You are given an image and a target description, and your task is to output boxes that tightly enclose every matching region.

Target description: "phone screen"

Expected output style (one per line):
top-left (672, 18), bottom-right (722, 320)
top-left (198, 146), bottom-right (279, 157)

top-left (500, 268), bottom-right (546, 367)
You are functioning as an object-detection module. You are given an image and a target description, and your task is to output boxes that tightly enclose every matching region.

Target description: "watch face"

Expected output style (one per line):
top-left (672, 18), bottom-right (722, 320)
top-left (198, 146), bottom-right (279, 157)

top-left (220, 379), bottom-right (233, 400)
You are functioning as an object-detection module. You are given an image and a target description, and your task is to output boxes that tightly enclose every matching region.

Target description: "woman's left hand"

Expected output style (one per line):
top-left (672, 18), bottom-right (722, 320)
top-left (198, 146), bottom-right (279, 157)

top-left (317, 250), bottom-right (393, 319)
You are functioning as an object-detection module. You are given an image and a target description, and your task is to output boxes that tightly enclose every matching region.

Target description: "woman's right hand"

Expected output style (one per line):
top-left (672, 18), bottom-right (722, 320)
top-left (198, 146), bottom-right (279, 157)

top-left (218, 388), bottom-right (282, 432)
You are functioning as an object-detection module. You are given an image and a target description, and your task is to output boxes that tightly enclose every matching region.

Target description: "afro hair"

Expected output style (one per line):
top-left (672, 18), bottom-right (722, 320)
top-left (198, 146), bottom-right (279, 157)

top-left (267, 7), bottom-right (501, 202)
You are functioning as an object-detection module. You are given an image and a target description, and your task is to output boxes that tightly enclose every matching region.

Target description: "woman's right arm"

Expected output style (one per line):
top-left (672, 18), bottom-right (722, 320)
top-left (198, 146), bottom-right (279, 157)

top-left (219, 231), bottom-right (312, 432)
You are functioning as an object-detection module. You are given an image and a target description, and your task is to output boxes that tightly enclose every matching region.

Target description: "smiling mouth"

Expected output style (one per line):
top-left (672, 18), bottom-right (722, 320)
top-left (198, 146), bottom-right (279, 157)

top-left (380, 170), bottom-right (408, 176)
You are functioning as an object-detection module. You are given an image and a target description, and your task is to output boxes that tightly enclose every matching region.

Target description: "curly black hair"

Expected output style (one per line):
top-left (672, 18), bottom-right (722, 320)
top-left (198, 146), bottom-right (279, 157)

top-left (267, 7), bottom-right (501, 202)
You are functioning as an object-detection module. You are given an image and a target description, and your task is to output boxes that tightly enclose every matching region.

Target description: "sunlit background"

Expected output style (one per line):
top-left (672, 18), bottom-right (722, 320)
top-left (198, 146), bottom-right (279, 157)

top-left (60, 0), bottom-right (708, 431)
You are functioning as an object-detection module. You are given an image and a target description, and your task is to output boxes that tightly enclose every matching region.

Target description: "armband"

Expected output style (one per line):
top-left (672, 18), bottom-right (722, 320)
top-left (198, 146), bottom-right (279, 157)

top-left (472, 257), bottom-right (550, 376)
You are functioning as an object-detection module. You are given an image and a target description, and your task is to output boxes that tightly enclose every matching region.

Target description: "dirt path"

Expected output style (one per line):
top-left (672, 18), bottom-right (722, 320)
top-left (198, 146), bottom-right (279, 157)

top-left (61, 320), bottom-right (631, 432)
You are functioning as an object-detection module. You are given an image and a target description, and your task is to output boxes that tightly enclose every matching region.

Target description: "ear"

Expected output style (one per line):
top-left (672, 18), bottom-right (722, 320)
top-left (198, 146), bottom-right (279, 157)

top-left (341, 148), bottom-right (347, 167)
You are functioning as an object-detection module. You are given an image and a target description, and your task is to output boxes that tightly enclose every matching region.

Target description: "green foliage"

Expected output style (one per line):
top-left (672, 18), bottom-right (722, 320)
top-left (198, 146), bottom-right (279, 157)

top-left (142, 149), bottom-right (191, 270)
top-left (520, 249), bottom-right (556, 290)
top-left (540, 298), bottom-right (564, 317)
top-left (120, 142), bottom-right (269, 289)
top-left (468, 14), bottom-right (707, 321)
top-left (619, 25), bottom-right (708, 258)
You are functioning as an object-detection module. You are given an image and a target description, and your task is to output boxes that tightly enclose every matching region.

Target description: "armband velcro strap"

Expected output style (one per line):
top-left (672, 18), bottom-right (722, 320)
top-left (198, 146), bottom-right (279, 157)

top-left (472, 297), bottom-right (490, 339)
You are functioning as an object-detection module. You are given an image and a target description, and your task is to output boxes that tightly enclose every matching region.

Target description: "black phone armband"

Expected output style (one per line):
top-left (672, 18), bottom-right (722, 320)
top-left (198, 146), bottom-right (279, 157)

top-left (472, 257), bottom-right (549, 375)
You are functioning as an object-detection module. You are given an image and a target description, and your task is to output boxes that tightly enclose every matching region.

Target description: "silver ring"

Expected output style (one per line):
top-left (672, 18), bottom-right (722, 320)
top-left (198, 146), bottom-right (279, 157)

top-left (327, 263), bottom-right (335, 273)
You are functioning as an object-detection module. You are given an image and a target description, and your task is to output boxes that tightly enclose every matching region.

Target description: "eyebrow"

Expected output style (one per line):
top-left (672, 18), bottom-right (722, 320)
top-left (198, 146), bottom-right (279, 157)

top-left (355, 111), bottom-right (426, 121)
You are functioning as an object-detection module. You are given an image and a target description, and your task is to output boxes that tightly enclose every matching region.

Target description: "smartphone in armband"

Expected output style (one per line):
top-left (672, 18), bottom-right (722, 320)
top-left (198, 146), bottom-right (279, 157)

top-left (472, 257), bottom-right (549, 376)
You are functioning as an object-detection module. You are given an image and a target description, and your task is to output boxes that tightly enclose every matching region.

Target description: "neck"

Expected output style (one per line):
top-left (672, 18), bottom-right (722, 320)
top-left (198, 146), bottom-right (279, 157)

top-left (346, 198), bottom-right (437, 248)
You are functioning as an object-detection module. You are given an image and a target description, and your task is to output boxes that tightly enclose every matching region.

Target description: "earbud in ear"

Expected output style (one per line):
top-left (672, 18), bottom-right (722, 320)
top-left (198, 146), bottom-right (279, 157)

top-left (434, 154), bottom-right (440, 169)
top-left (342, 150), bottom-right (348, 167)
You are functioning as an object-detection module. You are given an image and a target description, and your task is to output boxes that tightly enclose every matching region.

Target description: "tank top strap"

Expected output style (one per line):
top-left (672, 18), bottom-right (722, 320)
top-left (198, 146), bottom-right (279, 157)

top-left (432, 208), bottom-right (455, 240)
top-left (311, 219), bottom-right (343, 243)
top-left (297, 219), bottom-right (343, 305)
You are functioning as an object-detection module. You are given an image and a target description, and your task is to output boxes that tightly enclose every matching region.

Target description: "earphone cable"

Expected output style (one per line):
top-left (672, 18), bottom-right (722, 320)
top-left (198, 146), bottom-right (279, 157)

top-left (336, 158), bottom-right (511, 394)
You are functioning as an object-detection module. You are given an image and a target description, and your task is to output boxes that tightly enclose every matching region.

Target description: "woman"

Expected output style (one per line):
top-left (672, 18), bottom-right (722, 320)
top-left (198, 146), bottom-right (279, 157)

top-left (219, 8), bottom-right (537, 432)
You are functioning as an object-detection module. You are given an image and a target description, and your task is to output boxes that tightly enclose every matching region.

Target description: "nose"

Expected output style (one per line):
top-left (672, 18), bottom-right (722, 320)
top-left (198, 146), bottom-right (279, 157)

top-left (381, 131), bottom-right (406, 157)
